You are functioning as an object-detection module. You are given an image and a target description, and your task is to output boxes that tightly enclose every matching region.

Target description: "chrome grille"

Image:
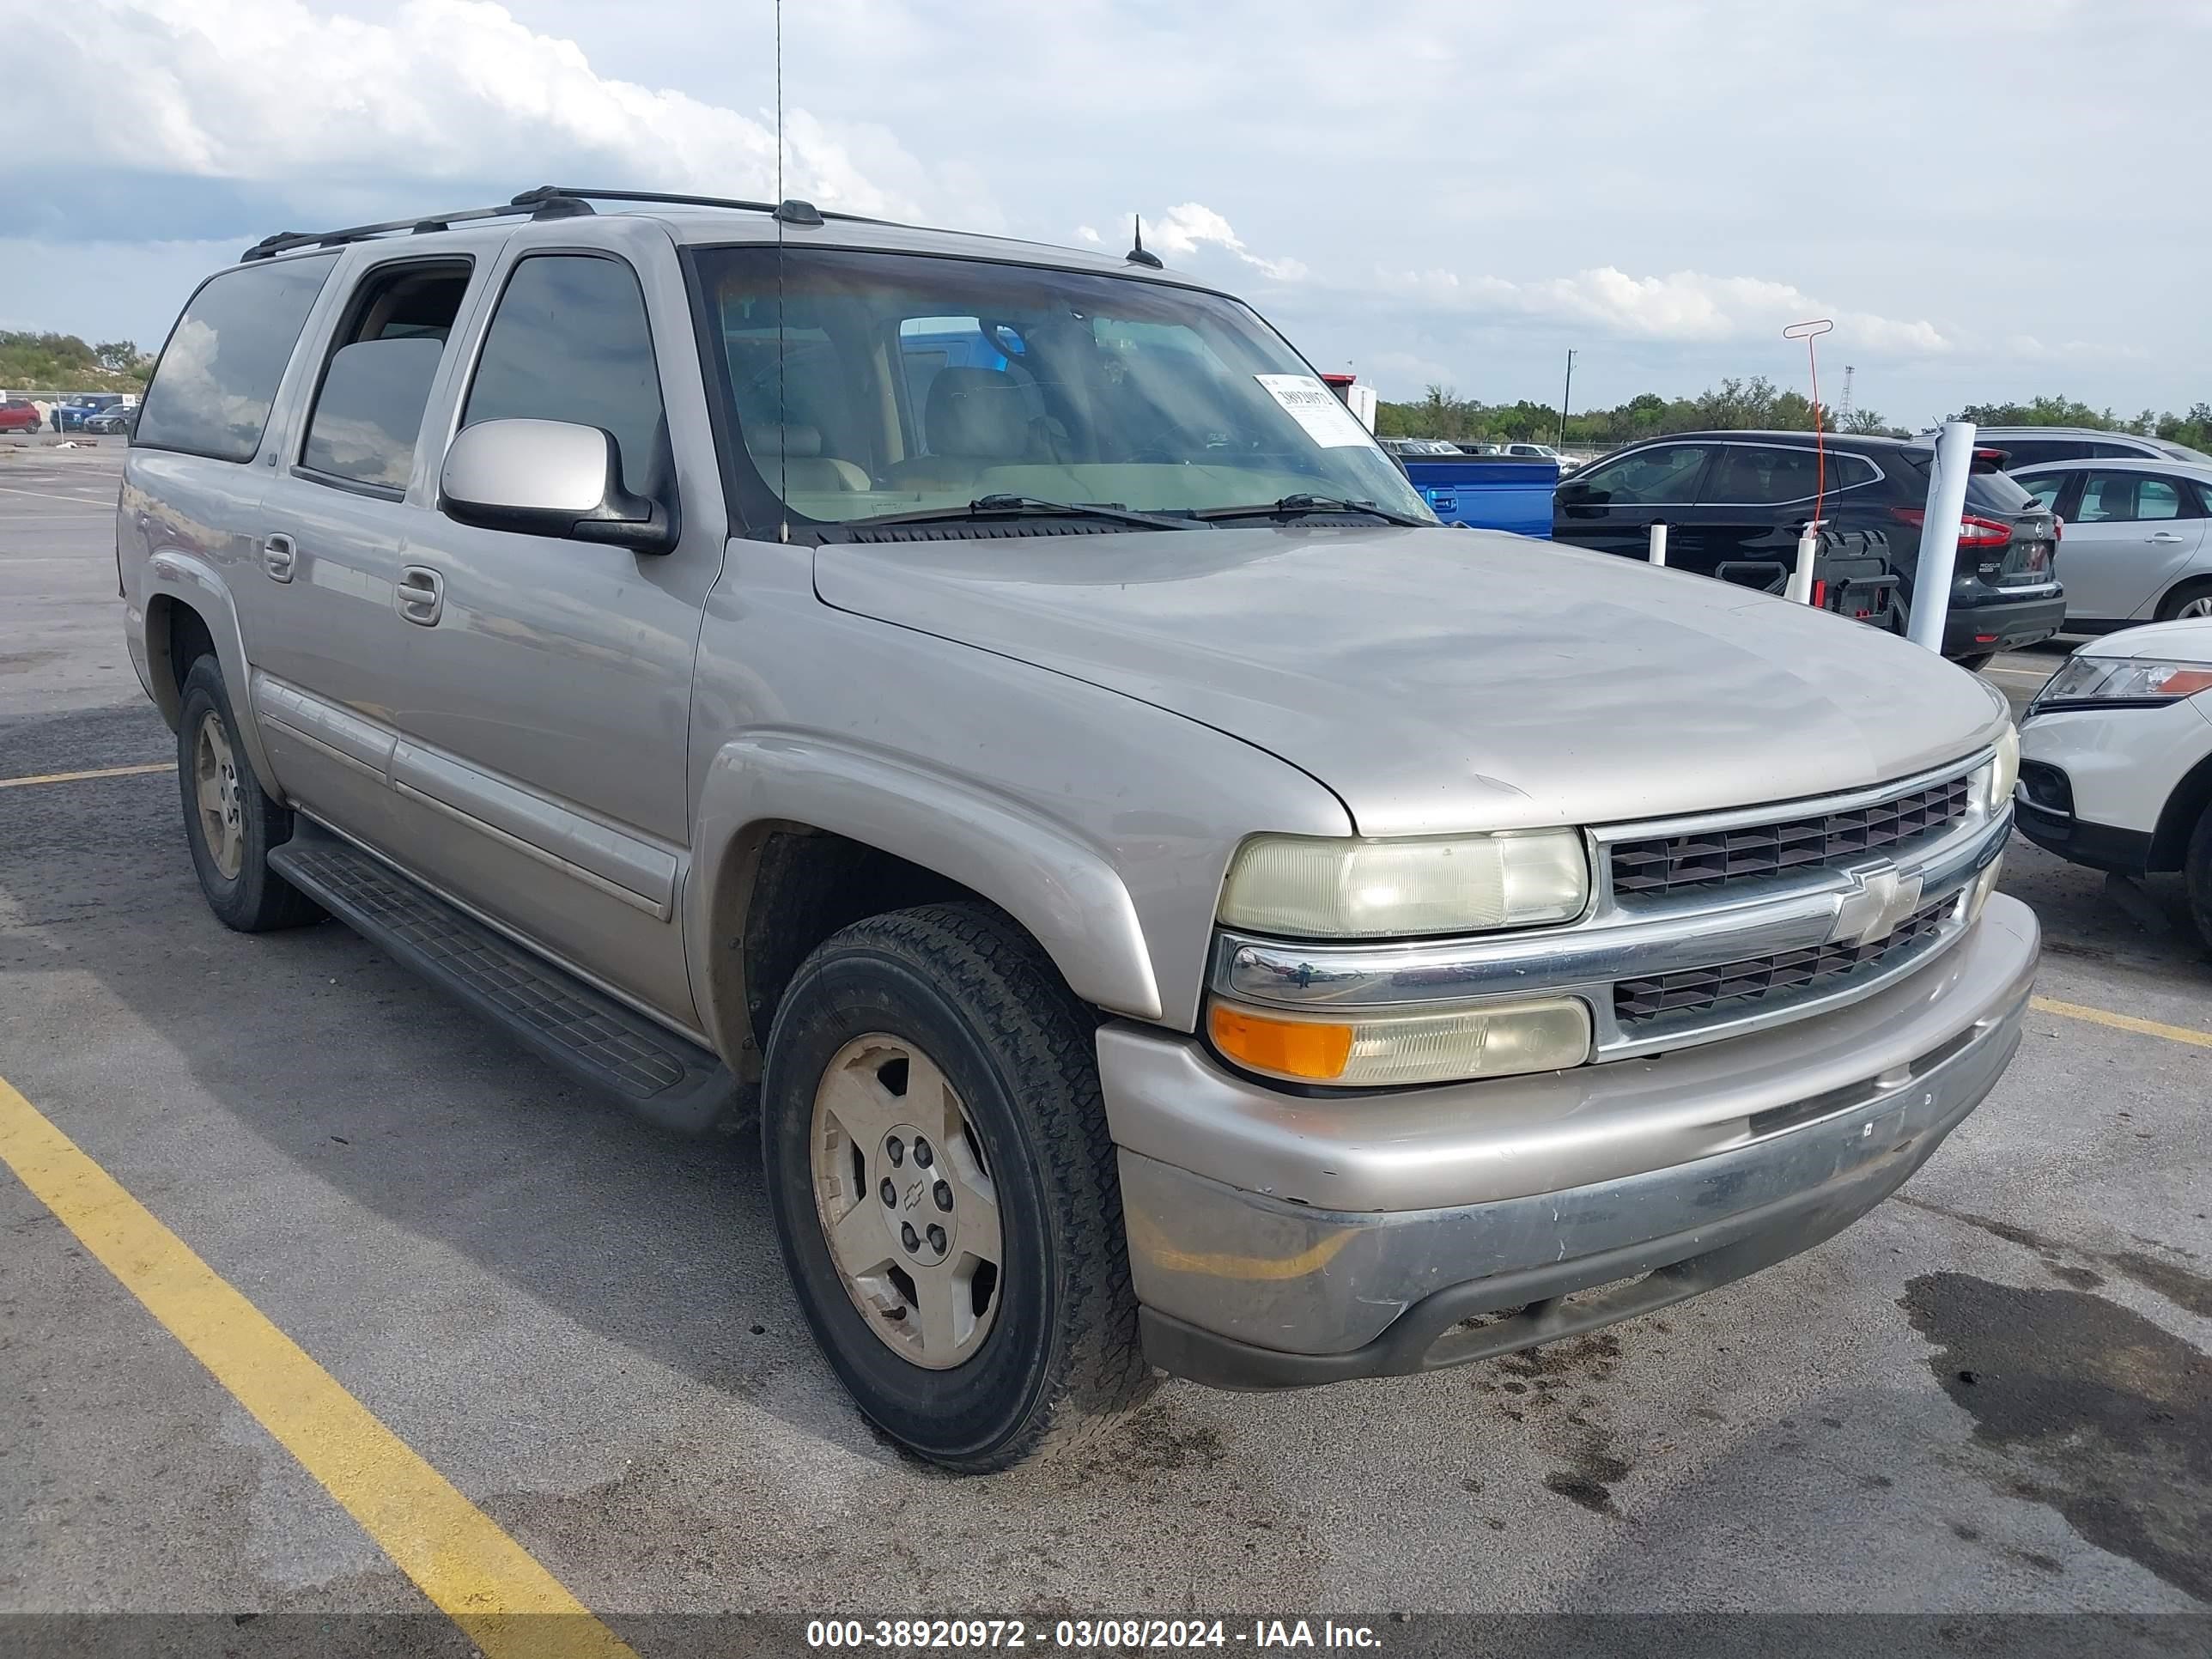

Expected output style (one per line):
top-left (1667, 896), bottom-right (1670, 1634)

top-left (1610, 775), bottom-right (1972, 897)
top-left (1613, 897), bottom-right (1952, 1026)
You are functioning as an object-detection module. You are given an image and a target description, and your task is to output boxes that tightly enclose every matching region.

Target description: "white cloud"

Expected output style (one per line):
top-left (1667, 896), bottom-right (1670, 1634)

top-left (1128, 204), bottom-right (1308, 283)
top-left (13, 0), bottom-right (967, 221)
top-left (1371, 264), bottom-right (1948, 355)
top-left (5, 0), bottom-right (2206, 423)
top-left (1074, 225), bottom-right (1102, 244)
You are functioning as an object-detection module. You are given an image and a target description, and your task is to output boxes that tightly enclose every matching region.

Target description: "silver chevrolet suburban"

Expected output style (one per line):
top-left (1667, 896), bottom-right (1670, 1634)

top-left (118, 188), bottom-right (2037, 1472)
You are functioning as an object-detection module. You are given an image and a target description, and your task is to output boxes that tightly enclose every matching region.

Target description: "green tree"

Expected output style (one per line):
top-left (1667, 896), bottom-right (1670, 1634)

top-left (92, 340), bottom-right (144, 374)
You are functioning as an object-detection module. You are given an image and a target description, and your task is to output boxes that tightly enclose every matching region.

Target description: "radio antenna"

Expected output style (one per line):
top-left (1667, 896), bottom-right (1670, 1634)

top-left (774, 0), bottom-right (789, 542)
top-left (1126, 214), bottom-right (1162, 270)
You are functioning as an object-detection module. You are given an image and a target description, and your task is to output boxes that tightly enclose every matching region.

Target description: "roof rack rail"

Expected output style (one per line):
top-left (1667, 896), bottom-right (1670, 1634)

top-left (236, 183), bottom-right (908, 266)
top-left (239, 191), bottom-right (594, 263)
top-left (518, 185), bottom-right (887, 228)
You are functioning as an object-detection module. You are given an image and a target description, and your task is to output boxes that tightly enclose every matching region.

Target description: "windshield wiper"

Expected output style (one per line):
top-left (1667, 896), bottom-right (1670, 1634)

top-left (1188, 494), bottom-right (1429, 527)
top-left (859, 495), bottom-right (1195, 532)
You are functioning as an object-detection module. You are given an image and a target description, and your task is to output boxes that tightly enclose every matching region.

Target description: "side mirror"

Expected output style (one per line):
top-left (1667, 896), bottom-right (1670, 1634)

top-left (439, 418), bottom-right (675, 554)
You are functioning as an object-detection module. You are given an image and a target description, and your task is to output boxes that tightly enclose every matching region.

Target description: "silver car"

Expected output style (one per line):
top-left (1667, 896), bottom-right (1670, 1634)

top-left (117, 187), bottom-right (2036, 1470)
top-left (1961, 424), bottom-right (2212, 471)
top-left (2014, 458), bottom-right (2212, 625)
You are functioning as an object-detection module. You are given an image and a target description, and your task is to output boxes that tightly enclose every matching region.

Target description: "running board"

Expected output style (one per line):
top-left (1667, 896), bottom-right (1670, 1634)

top-left (269, 825), bottom-right (743, 1134)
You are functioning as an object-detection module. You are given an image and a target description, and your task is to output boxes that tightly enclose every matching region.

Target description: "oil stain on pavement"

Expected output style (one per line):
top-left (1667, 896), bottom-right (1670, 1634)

top-left (1900, 1273), bottom-right (2209, 1603)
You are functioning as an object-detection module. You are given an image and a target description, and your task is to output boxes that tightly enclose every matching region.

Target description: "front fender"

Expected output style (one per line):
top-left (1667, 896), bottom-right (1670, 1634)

top-left (143, 550), bottom-right (286, 797)
top-left (689, 733), bottom-right (1164, 1042)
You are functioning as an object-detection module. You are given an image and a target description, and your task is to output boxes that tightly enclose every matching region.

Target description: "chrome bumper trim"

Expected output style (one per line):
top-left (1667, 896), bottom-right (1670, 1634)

top-left (1214, 774), bottom-right (2007, 1060)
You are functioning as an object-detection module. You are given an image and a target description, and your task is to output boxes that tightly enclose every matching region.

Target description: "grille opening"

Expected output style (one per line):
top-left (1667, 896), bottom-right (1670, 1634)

top-left (1611, 775), bottom-right (1972, 897)
top-left (1614, 896), bottom-right (1952, 1026)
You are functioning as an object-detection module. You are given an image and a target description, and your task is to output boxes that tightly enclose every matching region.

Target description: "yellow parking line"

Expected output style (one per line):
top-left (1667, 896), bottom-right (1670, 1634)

top-left (0, 1075), bottom-right (638, 1659)
top-left (0, 762), bottom-right (174, 790)
top-left (2033, 995), bottom-right (2212, 1049)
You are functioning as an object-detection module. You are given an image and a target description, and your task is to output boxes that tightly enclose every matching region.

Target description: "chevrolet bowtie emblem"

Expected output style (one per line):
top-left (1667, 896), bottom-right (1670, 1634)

top-left (1832, 861), bottom-right (1924, 947)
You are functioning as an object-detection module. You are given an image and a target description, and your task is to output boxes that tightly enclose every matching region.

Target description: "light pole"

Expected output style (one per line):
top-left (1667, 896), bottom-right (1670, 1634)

top-left (1557, 349), bottom-right (1577, 450)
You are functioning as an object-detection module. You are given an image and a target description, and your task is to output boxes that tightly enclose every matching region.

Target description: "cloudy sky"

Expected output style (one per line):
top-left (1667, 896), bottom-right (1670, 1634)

top-left (5, 0), bottom-right (2205, 425)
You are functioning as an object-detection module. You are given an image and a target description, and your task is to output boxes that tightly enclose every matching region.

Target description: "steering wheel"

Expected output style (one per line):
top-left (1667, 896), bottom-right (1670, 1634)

top-left (1130, 421), bottom-right (1257, 464)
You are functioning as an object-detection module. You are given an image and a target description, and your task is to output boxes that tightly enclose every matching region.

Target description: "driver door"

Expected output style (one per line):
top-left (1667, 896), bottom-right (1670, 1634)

top-left (1553, 442), bottom-right (1716, 561)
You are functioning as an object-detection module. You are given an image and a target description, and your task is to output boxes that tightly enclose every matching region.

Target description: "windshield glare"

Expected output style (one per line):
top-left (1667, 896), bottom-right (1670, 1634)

top-left (695, 246), bottom-right (1431, 528)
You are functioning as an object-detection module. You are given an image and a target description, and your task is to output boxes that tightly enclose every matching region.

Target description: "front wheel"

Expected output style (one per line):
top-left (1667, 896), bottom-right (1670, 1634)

top-left (176, 656), bottom-right (323, 932)
top-left (762, 902), bottom-right (1153, 1471)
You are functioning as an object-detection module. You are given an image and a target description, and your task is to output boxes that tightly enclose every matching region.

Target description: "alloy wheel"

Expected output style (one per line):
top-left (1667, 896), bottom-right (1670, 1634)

top-left (193, 712), bottom-right (245, 881)
top-left (809, 1033), bottom-right (1003, 1369)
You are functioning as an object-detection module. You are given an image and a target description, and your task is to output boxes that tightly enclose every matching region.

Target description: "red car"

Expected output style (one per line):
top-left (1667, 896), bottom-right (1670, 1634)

top-left (0, 399), bottom-right (44, 434)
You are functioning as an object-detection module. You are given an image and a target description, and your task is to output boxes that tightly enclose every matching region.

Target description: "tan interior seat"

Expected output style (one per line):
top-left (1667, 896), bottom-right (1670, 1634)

top-left (744, 422), bottom-right (870, 492)
top-left (884, 368), bottom-right (1038, 491)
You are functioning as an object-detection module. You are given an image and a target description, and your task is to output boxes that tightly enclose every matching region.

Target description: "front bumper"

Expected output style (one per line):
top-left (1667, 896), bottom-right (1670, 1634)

top-left (2017, 696), bottom-right (2212, 875)
top-left (1103, 894), bottom-right (2038, 1390)
top-left (1943, 590), bottom-right (2065, 655)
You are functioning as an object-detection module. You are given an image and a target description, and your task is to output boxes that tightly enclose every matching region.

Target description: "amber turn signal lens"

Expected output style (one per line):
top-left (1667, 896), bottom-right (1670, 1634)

top-left (1209, 1003), bottom-right (1355, 1082)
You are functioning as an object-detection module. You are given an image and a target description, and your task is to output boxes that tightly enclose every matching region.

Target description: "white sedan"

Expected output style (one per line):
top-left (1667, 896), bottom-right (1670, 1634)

top-left (2012, 457), bottom-right (2212, 628)
top-left (2015, 617), bottom-right (2212, 945)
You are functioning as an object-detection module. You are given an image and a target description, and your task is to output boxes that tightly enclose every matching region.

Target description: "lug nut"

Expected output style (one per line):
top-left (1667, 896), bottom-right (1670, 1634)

top-left (901, 1223), bottom-right (920, 1252)
top-left (913, 1139), bottom-right (933, 1168)
top-left (933, 1181), bottom-right (953, 1212)
top-left (885, 1135), bottom-right (904, 1165)
top-left (879, 1177), bottom-right (897, 1207)
top-left (926, 1224), bottom-right (946, 1254)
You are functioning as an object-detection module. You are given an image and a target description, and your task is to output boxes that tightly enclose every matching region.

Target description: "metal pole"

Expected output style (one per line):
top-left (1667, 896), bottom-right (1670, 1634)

top-left (1557, 349), bottom-right (1575, 450)
top-left (1907, 421), bottom-right (1976, 652)
top-left (1788, 521), bottom-right (1821, 603)
top-left (1647, 521), bottom-right (1668, 566)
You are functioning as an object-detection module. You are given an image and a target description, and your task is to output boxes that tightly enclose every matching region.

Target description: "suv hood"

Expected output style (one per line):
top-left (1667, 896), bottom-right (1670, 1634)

top-left (814, 526), bottom-right (2008, 836)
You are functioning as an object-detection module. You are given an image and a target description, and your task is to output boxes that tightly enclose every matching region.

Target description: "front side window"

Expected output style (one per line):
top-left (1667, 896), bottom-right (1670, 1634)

top-left (298, 260), bottom-right (471, 493)
top-left (2021, 474), bottom-right (2068, 512)
top-left (694, 246), bottom-right (1427, 527)
top-left (135, 253), bottom-right (337, 463)
top-left (462, 253), bottom-right (671, 501)
top-left (1569, 443), bottom-right (1711, 507)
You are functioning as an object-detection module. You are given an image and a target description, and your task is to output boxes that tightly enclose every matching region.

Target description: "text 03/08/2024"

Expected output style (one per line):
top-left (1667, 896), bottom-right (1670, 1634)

top-left (804, 1619), bottom-right (1384, 1650)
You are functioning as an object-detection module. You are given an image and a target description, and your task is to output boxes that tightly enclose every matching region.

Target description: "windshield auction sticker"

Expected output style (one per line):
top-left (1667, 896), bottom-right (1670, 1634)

top-left (1254, 374), bottom-right (1376, 447)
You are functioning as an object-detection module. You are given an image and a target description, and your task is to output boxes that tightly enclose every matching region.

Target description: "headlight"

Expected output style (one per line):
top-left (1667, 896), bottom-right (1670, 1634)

top-left (1209, 996), bottom-right (1594, 1087)
top-left (1972, 723), bottom-right (2019, 813)
top-left (1218, 830), bottom-right (1589, 939)
top-left (2033, 655), bottom-right (2212, 709)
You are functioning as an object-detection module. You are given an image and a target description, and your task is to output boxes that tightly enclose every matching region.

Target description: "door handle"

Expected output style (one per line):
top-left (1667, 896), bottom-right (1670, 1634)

top-left (2148, 532), bottom-right (2185, 544)
top-left (396, 564), bottom-right (445, 626)
top-left (262, 533), bottom-right (297, 582)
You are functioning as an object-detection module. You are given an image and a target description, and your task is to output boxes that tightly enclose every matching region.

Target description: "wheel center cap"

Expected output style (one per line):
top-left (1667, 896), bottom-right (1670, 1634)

top-left (879, 1122), bottom-right (954, 1264)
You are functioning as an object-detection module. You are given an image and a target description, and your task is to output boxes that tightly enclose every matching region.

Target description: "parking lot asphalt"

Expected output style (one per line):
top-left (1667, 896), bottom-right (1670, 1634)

top-left (2, 440), bottom-right (2208, 1636)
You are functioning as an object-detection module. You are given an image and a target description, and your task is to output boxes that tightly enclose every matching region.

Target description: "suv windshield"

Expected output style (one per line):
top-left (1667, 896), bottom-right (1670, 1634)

top-left (694, 246), bottom-right (1431, 529)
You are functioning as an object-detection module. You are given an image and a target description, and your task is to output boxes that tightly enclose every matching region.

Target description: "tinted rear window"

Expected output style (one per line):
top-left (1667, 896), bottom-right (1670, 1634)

top-left (1966, 468), bottom-right (2036, 514)
top-left (135, 255), bottom-right (337, 463)
top-left (1895, 449), bottom-right (2039, 514)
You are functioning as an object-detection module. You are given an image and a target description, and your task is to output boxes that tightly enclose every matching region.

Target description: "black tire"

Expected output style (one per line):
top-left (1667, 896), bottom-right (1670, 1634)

top-left (176, 655), bottom-right (323, 932)
top-left (762, 902), bottom-right (1153, 1471)
top-left (2186, 805), bottom-right (2212, 955)
top-left (2156, 577), bottom-right (2212, 623)
top-left (1954, 652), bottom-right (1996, 672)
